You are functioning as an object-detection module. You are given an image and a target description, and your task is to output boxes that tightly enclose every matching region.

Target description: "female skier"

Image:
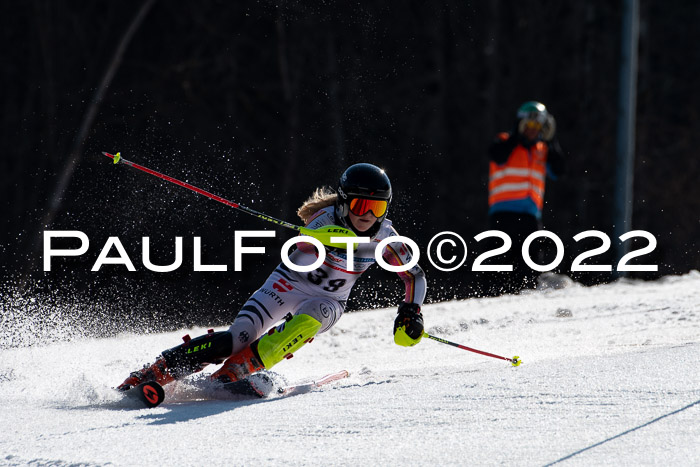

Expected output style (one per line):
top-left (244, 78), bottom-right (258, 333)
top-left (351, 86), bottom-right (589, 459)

top-left (117, 163), bottom-right (427, 394)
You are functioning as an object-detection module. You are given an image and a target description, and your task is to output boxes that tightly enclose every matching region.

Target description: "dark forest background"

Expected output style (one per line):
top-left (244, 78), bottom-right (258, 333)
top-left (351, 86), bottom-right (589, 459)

top-left (2, 1), bottom-right (699, 333)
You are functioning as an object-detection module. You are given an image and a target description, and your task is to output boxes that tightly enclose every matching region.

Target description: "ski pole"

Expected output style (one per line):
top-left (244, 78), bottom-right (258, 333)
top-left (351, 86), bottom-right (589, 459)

top-left (422, 332), bottom-right (521, 366)
top-left (102, 152), bottom-right (356, 248)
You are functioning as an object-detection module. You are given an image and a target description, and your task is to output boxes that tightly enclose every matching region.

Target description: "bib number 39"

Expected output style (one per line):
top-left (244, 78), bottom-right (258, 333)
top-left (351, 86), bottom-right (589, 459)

top-left (308, 269), bottom-right (347, 292)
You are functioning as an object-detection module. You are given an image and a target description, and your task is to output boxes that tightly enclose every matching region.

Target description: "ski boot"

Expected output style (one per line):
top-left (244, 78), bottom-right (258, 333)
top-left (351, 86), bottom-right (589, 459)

top-left (211, 313), bottom-right (322, 384)
top-left (117, 356), bottom-right (174, 392)
top-left (210, 345), bottom-right (264, 384)
top-left (117, 329), bottom-right (234, 391)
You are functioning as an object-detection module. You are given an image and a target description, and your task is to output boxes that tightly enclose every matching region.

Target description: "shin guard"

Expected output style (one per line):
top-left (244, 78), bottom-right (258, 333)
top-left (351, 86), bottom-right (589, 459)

top-left (161, 330), bottom-right (233, 379)
top-left (255, 314), bottom-right (322, 369)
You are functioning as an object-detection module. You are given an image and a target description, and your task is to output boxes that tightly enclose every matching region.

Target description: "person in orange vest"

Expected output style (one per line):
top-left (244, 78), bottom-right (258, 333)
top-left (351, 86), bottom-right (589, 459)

top-left (487, 101), bottom-right (565, 293)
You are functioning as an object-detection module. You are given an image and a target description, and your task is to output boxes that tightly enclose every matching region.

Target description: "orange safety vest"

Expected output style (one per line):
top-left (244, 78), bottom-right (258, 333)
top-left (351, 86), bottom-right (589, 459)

top-left (488, 133), bottom-right (549, 211)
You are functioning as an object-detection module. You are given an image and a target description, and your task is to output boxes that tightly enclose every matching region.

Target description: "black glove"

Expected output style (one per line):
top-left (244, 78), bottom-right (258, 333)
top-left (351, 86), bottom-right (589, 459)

top-left (489, 132), bottom-right (518, 164)
top-left (393, 302), bottom-right (424, 346)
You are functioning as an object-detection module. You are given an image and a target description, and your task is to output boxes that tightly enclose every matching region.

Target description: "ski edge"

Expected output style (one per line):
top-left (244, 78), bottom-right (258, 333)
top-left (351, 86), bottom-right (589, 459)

top-left (278, 369), bottom-right (349, 397)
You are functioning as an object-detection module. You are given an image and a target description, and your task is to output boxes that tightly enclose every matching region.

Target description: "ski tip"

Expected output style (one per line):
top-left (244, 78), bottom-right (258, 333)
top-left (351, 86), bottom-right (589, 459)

top-left (137, 381), bottom-right (165, 408)
top-left (511, 356), bottom-right (522, 367)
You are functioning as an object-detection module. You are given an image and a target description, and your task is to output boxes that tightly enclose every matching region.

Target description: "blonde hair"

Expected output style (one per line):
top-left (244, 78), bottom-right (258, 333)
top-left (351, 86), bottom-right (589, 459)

top-left (297, 187), bottom-right (338, 224)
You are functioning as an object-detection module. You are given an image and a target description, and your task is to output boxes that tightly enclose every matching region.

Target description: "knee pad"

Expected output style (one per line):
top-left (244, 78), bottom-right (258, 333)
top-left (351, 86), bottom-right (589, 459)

top-left (161, 330), bottom-right (234, 378)
top-left (294, 298), bottom-right (343, 333)
top-left (255, 314), bottom-right (322, 369)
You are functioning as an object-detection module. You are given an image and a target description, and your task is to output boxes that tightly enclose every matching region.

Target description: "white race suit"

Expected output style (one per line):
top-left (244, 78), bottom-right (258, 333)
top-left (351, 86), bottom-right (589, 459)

top-left (226, 206), bottom-right (427, 354)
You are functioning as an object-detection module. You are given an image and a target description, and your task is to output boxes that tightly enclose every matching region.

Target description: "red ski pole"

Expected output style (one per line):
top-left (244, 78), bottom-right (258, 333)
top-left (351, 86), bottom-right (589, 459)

top-left (102, 151), bottom-right (356, 248)
top-left (423, 333), bottom-right (521, 366)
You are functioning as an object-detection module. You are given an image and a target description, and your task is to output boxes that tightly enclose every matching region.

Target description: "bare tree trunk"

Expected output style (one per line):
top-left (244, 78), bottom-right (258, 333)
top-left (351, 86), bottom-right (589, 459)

top-left (576, 3), bottom-right (598, 230)
top-left (427, 6), bottom-right (447, 200)
top-left (276, 14), bottom-right (292, 103)
top-left (326, 31), bottom-right (346, 175)
top-left (23, 0), bottom-right (157, 281)
top-left (483, 0), bottom-right (501, 143)
top-left (34, 0), bottom-right (57, 174)
top-left (276, 14), bottom-right (302, 224)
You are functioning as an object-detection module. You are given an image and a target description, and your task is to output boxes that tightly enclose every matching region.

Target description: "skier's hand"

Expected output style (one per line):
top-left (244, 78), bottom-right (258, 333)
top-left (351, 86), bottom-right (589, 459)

top-left (504, 131), bottom-right (519, 149)
top-left (393, 302), bottom-right (424, 347)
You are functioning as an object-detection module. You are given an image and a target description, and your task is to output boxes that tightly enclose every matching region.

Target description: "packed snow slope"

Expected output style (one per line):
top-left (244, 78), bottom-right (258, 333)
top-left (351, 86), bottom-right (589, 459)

top-left (1, 273), bottom-right (699, 466)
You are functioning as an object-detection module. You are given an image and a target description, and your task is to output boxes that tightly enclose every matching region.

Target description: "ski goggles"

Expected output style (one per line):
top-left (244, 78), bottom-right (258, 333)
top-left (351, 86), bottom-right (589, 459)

top-left (523, 119), bottom-right (543, 131)
top-left (349, 198), bottom-right (388, 218)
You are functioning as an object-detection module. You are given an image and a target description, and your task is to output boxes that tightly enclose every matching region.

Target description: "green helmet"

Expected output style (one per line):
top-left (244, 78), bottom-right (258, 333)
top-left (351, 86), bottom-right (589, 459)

top-left (517, 101), bottom-right (549, 124)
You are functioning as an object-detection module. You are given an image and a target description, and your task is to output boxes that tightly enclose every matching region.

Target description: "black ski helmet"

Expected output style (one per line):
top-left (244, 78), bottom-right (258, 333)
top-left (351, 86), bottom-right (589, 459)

top-left (336, 163), bottom-right (392, 236)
